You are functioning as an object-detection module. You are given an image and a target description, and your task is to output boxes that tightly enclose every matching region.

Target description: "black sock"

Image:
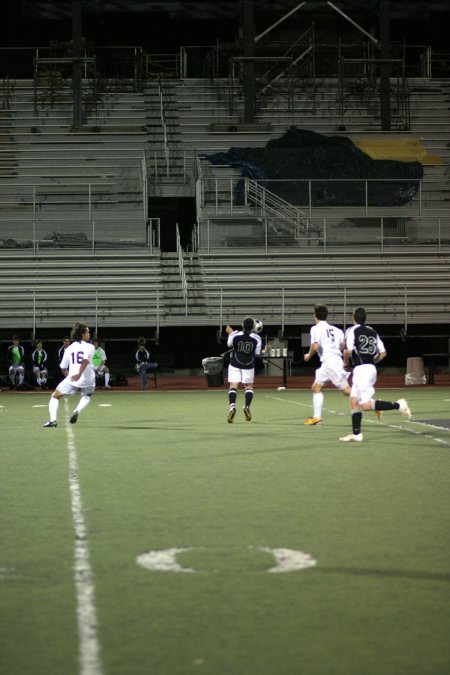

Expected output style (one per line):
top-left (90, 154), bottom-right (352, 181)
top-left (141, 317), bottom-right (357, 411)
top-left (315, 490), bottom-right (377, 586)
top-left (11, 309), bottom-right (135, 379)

top-left (375, 400), bottom-right (399, 411)
top-left (352, 411), bottom-right (362, 434)
top-left (228, 388), bottom-right (237, 407)
top-left (245, 388), bottom-right (253, 408)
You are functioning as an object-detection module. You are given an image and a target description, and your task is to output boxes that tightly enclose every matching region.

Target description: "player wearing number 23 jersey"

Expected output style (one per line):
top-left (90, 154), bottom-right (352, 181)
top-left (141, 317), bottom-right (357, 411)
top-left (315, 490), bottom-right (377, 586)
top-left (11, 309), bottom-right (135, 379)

top-left (339, 306), bottom-right (411, 443)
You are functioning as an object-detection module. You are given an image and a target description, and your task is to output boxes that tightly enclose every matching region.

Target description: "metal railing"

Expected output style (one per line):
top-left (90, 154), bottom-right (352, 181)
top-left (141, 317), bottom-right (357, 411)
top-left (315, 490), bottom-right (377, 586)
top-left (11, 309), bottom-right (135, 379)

top-left (199, 175), bottom-right (424, 218)
top-left (197, 214), bottom-right (450, 254)
top-left (0, 43), bottom-right (448, 83)
top-left (204, 283), bottom-right (450, 332)
top-left (246, 179), bottom-right (314, 235)
top-left (176, 223), bottom-right (188, 315)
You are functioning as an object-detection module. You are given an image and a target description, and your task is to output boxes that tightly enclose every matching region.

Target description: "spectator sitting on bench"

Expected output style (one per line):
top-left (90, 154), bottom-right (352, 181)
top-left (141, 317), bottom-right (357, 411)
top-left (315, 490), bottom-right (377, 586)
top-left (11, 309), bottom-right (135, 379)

top-left (92, 338), bottom-right (111, 389)
top-left (32, 339), bottom-right (49, 389)
top-left (133, 337), bottom-right (158, 390)
top-left (7, 335), bottom-right (26, 389)
top-left (54, 336), bottom-right (71, 385)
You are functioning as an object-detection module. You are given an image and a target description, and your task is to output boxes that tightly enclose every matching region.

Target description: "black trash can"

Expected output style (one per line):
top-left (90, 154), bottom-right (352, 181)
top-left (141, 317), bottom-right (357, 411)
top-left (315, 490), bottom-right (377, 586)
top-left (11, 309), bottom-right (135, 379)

top-left (202, 356), bottom-right (224, 387)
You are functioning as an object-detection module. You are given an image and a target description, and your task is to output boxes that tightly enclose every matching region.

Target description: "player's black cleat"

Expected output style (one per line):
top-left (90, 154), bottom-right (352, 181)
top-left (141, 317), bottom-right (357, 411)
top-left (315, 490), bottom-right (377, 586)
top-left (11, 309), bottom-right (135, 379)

top-left (43, 420), bottom-right (57, 428)
top-left (227, 408), bottom-right (236, 423)
top-left (70, 411), bottom-right (79, 424)
top-left (243, 407), bottom-right (252, 421)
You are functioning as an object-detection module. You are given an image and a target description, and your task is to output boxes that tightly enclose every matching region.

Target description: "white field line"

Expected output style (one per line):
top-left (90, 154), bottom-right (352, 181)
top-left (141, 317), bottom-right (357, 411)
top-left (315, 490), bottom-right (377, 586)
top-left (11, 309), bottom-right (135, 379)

top-left (64, 399), bottom-right (104, 675)
top-left (266, 395), bottom-right (450, 447)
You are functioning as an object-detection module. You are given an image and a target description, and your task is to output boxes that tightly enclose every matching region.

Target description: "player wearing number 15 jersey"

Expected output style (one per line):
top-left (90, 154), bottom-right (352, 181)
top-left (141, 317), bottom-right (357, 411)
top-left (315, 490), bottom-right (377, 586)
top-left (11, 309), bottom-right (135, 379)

top-left (43, 321), bottom-right (95, 428)
top-left (339, 306), bottom-right (411, 442)
top-left (303, 304), bottom-right (351, 426)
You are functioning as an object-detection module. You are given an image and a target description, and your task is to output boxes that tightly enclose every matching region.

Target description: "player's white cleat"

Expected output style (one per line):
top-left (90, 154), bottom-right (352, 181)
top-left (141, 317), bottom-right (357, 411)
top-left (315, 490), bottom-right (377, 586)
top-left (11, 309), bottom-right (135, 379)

top-left (227, 407), bottom-right (236, 423)
top-left (243, 407), bottom-right (252, 421)
top-left (397, 398), bottom-right (411, 420)
top-left (339, 433), bottom-right (363, 442)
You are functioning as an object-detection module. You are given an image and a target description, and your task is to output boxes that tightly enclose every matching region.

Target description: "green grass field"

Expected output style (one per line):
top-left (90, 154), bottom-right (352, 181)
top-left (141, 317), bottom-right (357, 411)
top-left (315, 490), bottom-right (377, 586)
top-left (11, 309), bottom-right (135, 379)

top-left (1, 386), bottom-right (450, 675)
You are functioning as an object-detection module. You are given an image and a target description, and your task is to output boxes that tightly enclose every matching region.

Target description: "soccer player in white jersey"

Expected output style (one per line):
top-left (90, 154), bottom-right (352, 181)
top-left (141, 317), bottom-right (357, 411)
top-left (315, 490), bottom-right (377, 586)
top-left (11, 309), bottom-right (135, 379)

top-left (339, 306), bottom-right (411, 442)
top-left (43, 321), bottom-right (95, 427)
top-left (303, 304), bottom-right (351, 425)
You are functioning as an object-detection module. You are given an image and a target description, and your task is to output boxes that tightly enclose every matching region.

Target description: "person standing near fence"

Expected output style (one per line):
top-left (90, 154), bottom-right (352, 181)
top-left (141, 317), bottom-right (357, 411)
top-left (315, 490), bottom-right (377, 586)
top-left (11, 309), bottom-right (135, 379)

top-left (340, 306), bottom-right (411, 442)
top-left (43, 321), bottom-right (95, 428)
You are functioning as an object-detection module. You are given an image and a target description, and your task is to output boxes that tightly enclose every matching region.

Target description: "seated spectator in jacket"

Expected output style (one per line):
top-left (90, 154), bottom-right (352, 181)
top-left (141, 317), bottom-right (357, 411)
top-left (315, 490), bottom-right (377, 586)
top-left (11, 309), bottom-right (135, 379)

top-left (133, 337), bottom-right (158, 389)
top-left (32, 339), bottom-right (49, 388)
top-left (54, 336), bottom-right (71, 385)
top-left (7, 336), bottom-right (26, 389)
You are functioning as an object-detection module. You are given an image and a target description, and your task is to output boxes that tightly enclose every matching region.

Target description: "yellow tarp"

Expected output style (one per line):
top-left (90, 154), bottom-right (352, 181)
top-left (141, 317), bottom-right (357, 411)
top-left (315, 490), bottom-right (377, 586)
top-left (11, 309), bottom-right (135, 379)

top-left (352, 137), bottom-right (443, 165)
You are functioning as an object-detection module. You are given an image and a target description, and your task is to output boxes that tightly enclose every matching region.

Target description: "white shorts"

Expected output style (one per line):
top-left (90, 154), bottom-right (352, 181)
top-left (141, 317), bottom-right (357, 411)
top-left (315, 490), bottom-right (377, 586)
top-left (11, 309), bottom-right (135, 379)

top-left (57, 375), bottom-right (95, 397)
top-left (228, 365), bottom-right (255, 385)
top-left (350, 364), bottom-right (377, 404)
top-left (315, 355), bottom-right (349, 390)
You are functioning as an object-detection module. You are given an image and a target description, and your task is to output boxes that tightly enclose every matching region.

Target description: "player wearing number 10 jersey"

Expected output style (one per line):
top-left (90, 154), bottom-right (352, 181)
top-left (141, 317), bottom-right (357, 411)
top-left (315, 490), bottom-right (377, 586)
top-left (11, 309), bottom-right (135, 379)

top-left (340, 306), bottom-right (411, 442)
top-left (43, 321), bottom-right (95, 427)
top-left (225, 316), bottom-right (270, 423)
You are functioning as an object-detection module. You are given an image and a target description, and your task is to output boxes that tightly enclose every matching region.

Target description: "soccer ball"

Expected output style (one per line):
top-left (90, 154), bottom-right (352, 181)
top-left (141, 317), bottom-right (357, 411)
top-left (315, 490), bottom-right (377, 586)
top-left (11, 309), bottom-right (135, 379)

top-left (253, 319), bottom-right (263, 333)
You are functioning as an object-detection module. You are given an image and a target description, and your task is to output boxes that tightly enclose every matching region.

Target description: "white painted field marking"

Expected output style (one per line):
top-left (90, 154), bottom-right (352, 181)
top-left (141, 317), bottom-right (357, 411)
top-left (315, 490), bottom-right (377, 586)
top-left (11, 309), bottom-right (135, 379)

top-left (136, 547), bottom-right (316, 573)
top-left (32, 404), bottom-right (48, 408)
top-left (137, 548), bottom-right (195, 573)
top-left (98, 404), bottom-right (112, 407)
top-left (64, 399), bottom-right (104, 675)
top-left (266, 395), bottom-right (450, 447)
top-left (256, 547), bottom-right (317, 573)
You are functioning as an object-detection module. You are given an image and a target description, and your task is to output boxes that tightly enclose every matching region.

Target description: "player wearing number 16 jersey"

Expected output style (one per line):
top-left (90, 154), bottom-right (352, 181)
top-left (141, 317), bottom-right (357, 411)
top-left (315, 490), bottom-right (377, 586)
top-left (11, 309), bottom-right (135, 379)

top-left (43, 321), bottom-right (95, 427)
top-left (339, 306), bottom-right (411, 442)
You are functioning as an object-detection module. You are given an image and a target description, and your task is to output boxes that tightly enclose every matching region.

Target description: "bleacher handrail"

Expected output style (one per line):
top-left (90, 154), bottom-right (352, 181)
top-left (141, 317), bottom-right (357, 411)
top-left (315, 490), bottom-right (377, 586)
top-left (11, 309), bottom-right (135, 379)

top-left (176, 223), bottom-right (188, 315)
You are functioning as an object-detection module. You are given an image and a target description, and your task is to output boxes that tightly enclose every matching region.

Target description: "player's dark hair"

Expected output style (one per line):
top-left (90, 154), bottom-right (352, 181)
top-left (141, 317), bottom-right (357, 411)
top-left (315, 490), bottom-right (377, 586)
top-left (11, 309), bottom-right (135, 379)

top-left (12, 335), bottom-right (20, 341)
top-left (137, 336), bottom-right (146, 346)
top-left (71, 321), bottom-right (89, 342)
top-left (354, 306), bottom-right (366, 324)
top-left (242, 316), bottom-right (255, 332)
top-left (314, 304), bottom-right (328, 321)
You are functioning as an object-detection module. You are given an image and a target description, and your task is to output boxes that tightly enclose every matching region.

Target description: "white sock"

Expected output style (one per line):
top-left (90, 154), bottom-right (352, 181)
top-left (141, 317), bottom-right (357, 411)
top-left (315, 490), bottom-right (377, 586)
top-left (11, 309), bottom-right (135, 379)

top-left (74, 395), bottom-right (91, 414)
top-left (49, 397), bottom-right (59, 422)
top-left (313, 392), bottom-right (324, 419)
top-left (104, 373), bottom-right (110, 386)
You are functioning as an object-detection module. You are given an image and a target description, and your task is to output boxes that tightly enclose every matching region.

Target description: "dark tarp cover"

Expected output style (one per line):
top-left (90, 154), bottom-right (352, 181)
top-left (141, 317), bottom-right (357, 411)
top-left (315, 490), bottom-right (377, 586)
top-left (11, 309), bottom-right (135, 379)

top-left (205, 127), bottom-right (423, 207)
